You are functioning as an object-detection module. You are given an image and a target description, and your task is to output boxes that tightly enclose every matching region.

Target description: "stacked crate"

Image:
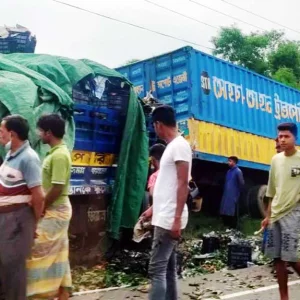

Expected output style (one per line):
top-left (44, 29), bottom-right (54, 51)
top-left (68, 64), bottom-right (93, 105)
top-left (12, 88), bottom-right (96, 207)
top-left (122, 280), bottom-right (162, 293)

top-left (70, 75), bottom-right (129, 191)
top-left (70, 76), bottom-right (130, 249)
top-left (0, 25), bottom-right (36, 54)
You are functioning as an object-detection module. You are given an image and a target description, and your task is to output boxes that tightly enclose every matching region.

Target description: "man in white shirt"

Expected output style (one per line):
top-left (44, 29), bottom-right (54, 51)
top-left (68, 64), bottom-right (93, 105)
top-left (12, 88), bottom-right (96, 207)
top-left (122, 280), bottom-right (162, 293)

top-left (141, 105), bottom-right (192, 300)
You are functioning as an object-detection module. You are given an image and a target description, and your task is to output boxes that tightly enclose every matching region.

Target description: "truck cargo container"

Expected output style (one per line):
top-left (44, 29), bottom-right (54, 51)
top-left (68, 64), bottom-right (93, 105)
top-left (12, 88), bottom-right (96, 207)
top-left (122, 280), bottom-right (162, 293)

top-left (116, 46), bottom-right (300, 218)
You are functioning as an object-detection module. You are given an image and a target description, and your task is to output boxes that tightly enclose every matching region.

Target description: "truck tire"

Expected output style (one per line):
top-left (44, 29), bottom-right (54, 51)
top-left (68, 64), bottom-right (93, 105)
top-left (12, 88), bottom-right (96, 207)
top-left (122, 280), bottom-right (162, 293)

top-left (247, 185), bottom-right (268, 219)
top-left (239, 179), bottom-right (254, 216)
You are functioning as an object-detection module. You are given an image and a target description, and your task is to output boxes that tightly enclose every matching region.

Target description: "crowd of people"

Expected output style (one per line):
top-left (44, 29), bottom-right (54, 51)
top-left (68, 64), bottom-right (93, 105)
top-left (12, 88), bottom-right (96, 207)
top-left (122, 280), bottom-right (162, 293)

top-left (0, 114), bottom-right (72, 300)
top-left (0, 103), bottom-right (299, 300)
top-left (142, 105), bottom-right (300, 300)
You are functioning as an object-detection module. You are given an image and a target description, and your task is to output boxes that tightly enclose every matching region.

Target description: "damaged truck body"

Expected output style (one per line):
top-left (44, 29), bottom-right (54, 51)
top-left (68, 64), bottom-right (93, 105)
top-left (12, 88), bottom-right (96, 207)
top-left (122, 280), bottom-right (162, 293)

top-left (116, 46), bottom-right (300, 219)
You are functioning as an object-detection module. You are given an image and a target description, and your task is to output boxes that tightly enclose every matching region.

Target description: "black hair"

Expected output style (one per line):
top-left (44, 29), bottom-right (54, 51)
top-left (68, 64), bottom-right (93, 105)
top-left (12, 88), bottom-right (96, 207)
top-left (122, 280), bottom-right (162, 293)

top-left (228, 156), bottom-right (238, 164)
top-left (2, 115), bottom-right (29, 141)
top-left (152, 105), bottom-right (176, 127)
top-left (37, 114), bottom-right (65, 139)
top-left (149, 143), bottom-right (166, 161)
top-left (277, 122), bottom-right (298, 137)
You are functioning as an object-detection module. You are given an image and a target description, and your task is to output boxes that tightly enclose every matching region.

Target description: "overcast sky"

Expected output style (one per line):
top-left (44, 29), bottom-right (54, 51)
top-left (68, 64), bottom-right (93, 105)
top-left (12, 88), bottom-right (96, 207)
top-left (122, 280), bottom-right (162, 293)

top-left (1, 0), bottom-right (300, 68)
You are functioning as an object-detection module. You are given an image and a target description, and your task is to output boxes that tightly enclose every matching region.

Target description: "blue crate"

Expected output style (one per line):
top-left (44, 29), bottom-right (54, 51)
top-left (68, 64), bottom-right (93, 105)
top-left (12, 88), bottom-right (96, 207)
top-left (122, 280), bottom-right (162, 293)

top-left (92, 121), bottom-right (119, 153)
top-left (107, 92), bottom-right (128, 113)
top-left (75, 127), bottom-right (93, 140)
top-left (73, 89), bottom-right (91, 104)
top-left (92, 132), bottom-right (119, 153)
top-left (92, 107), bottom-right (119, 124)
top-left (74, 104), bottom-right (94, 151)
top-left (74, 138), bottom-right (93, 152)
top-left (74, 104), bottom-right (94, 124)
top-left (93, 140), bottom-right (118, 153)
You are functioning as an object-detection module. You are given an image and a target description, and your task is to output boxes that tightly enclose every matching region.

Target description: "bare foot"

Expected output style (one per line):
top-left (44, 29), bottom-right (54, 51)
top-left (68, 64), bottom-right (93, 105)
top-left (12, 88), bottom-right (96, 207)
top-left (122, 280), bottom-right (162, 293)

top-left (58, 287), bottom-right (69, 300)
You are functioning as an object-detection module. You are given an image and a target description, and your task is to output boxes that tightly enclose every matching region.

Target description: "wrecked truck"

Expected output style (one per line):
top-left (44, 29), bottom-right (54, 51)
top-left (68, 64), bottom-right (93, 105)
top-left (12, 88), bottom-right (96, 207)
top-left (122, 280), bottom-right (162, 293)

top-left (0, 54), bottom-right (149, 262)
top-left (116, 46), bottom-right (300, 219)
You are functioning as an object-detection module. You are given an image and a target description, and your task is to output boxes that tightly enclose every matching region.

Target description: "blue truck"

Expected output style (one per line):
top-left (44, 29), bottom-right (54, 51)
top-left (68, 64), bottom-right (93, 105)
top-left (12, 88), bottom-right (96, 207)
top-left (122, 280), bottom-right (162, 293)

top-left (116, 46), bottom-right (300, 218)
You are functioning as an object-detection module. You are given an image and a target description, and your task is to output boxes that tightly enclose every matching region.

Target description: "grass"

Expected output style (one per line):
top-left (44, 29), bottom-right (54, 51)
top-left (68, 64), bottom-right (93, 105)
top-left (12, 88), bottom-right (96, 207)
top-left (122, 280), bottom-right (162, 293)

top-left (184, 211), bottom-right (262, 239)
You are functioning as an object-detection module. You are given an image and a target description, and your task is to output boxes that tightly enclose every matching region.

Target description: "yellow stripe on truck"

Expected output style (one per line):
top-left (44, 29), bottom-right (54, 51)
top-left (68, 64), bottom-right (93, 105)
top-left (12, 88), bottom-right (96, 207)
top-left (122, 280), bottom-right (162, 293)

top-left (72, 151), bottom-right (115, 167)
top-left (188, 119), bottom-right (276, 165)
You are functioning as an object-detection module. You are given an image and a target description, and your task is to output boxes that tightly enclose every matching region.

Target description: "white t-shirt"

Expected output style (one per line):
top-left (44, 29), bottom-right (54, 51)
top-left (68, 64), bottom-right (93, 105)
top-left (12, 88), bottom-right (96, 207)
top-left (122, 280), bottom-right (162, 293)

top-left (152, 136), bottom-right (192, 230)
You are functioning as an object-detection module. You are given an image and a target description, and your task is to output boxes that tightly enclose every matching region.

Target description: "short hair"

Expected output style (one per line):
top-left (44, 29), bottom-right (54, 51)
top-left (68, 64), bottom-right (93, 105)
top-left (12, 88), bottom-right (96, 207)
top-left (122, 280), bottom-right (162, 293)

top-left (2, 115), bottom-right (29, 141)
top-left (277, 122), bottom-right (298, 137)
top-left (37, 114), bottom-right (65, 139)
top-left (149, 143), bottom-right (166, 161)
top-left (152, 105), bottom-right (176, 127)
top-left (228, 156), bottom-right (238, 164)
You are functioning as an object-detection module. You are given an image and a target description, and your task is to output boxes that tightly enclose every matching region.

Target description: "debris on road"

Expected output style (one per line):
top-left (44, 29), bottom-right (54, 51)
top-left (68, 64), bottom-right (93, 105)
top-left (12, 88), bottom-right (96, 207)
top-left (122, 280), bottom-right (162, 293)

top-left (72, 229), bottom-right (271, 292)
top-left (177, 229), bottom-right (270, 278)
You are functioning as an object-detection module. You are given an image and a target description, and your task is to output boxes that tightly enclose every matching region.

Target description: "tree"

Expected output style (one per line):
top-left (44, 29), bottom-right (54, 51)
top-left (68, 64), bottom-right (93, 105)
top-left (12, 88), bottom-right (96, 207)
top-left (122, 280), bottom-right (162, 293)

top-left (124, 58), bottom-right (140, 65)
top-left (212, 26), bottom-right (284, 76)
top-left (269, 42), bottom-right (300, 79)
top-left (211, 26), bottom-right (300, 89)
top-left (273, 68), bottom-right (299, 89)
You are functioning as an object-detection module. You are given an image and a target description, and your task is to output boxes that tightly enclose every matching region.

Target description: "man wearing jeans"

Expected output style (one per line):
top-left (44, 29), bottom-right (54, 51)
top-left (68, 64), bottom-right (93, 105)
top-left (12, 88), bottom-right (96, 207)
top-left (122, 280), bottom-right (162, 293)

top-left (143, 105), bottom-right (191, 300)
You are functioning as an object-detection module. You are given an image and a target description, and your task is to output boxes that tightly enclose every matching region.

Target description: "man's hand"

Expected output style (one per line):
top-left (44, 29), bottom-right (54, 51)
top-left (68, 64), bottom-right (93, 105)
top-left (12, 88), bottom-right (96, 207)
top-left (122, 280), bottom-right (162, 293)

top-left (30, 186), bottom-right (45, 220)
top-left (261, 217), bottom-right (270, 229)
top-left (170, 217), bottom-right (181, 239)
top-left (34, 223), bottom-right (39, 238)
top-left (140, 206), bottom-right (153, 221)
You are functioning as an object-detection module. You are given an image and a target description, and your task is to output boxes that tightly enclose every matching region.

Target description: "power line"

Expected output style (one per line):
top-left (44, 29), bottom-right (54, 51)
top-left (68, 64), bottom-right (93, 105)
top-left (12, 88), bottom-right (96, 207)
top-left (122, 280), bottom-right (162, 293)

top-left (52, 0), bottom-right (214, 51)
top-left (189, 0), bottom-right (265, 31)
top-left (144, 0), bottom-right (218, 30)
top-left (221, 0), bottom-right (300, 35)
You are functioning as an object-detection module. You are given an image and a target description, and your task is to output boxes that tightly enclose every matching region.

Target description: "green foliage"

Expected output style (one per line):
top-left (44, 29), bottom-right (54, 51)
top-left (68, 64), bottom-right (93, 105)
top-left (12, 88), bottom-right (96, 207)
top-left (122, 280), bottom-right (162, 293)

top-left (212, 26), bottom-right (283, 75)
top-left (273, 67), bottom-right (299, 89)
top-left (269, 42), bottom-right (300, 78)
top-left (124, 58), bottom-right (140, 65)
top-left (212, 26), bottom-right (300, 89)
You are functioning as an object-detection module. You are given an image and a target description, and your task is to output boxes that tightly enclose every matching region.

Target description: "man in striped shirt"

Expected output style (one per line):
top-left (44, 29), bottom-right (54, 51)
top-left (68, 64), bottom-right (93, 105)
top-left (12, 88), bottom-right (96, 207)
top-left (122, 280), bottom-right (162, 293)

top-left (0, 115), bottom-right (44, 300)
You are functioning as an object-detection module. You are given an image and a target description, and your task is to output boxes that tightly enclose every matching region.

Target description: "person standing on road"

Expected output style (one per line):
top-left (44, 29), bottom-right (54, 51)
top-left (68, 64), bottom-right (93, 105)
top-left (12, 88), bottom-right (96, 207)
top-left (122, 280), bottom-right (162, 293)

top-left (142, 105), bottom-right (192, 300)
top-left (268, 138), bottom-right (294, 277)
top-left (262, 122), bottom-right (300, 300)
top-left (0, 115), bottom-right (44, 300)
top-left (27, 114), bottom-right (72, 300)
top-left (220, 156), bottom-right (244, 228)
top-left (147, 143), bottom-right (166, 202)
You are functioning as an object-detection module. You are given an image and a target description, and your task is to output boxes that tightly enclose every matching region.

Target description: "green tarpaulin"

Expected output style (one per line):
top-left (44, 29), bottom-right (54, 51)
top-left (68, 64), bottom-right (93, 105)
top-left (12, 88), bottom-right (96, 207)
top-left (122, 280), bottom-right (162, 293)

top-left (0, 53), bottom-right (148, 239)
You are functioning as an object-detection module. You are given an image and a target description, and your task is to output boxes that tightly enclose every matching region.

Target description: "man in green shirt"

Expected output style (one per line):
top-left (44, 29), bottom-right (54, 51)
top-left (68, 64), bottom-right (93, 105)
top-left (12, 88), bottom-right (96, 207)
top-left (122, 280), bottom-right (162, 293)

top-left (27, 114), bottom-right (72, 300)
top-left (262, 122), bottom-right (300, 300)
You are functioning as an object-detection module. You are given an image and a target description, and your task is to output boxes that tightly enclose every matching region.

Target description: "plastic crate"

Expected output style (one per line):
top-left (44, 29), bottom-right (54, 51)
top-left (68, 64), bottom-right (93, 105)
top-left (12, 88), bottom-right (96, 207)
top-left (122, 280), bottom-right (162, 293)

top-left (92, 120), bottom-right (119, 153)
top-left (74, 104), bottom-right (94, 151)
top-left (0, 32), bottom-right (36, 54)
top-left (201, 237), bottom-right (220, 254)
top-left (73, 89), bottom-right (91, 104)
top-left (74, 104), bottom-right (94, 122)
top-left (92, 107), bottom-right (119, 124)
top-left (74, 138), bottom-right (93, 152)
top-left (107, 93), bottom-right (128, 112)
top-left (227, 243), bottom-right (252, 268)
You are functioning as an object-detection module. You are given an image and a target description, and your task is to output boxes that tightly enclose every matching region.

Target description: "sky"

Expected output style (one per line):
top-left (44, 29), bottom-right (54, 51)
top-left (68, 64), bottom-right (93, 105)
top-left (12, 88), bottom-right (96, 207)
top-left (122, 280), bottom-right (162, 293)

top-left (1, 0), bottom-right (300, 68)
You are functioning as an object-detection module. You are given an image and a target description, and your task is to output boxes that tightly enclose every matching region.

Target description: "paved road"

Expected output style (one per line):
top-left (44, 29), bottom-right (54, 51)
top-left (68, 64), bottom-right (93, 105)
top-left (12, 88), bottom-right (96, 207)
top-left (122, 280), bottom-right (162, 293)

top-left (72, 265), bottom-right (300, 300)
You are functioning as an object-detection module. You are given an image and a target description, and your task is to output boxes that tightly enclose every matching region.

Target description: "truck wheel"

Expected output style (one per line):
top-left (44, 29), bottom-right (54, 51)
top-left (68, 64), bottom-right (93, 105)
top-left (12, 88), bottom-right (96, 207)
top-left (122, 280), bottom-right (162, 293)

top-left (239, 179), bottom-right (254, 216)
top-left (247, 185), bottom-right (268, 219)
